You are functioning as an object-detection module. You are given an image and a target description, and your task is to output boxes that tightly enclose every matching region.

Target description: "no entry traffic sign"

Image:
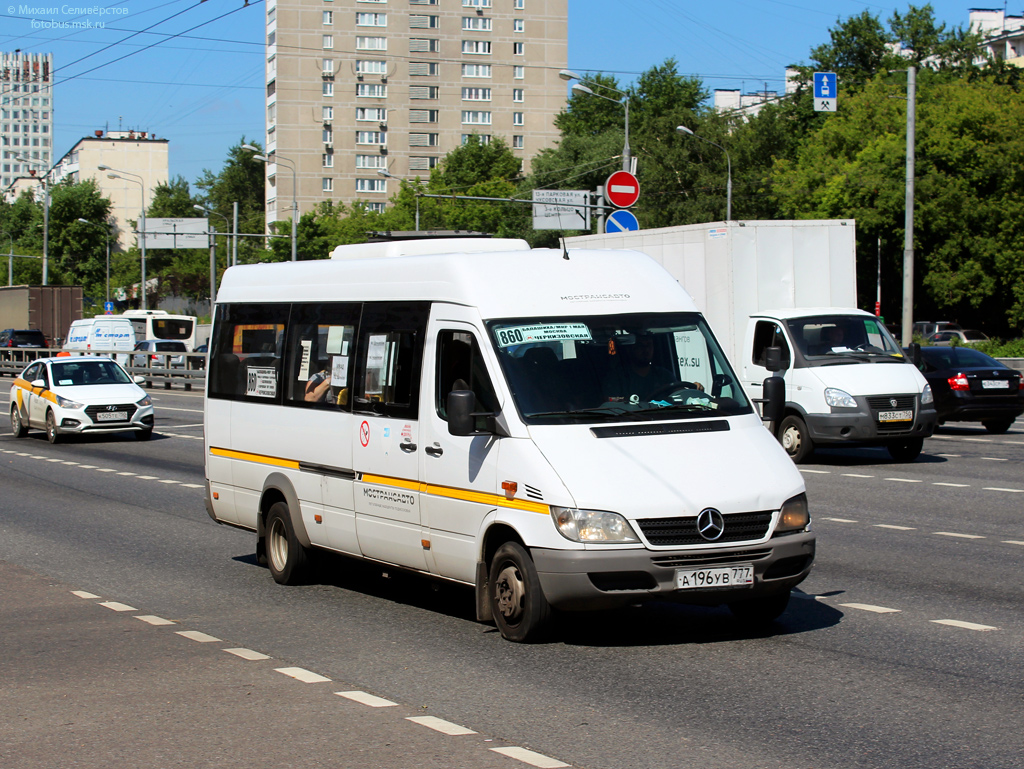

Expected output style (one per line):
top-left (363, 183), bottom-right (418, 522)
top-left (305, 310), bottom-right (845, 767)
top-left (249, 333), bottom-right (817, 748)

top-left (604, 171), bottom-right (640, 208)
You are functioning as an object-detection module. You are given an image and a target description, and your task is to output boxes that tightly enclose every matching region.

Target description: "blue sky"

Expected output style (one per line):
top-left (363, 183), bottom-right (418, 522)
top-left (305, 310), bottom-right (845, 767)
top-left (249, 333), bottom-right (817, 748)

top-left (2, 1), bottom-right (978, 188)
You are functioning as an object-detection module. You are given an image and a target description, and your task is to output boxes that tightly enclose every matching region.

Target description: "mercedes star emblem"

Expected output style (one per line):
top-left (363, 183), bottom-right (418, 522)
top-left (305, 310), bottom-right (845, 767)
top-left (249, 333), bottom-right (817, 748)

top-left (696, 508), bottom-right (725, 541)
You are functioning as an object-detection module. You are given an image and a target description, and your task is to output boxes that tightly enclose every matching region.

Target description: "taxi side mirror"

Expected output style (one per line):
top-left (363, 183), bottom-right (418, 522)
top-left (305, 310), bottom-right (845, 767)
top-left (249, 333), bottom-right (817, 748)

top-left (31, 378), bottom-right (47, 389)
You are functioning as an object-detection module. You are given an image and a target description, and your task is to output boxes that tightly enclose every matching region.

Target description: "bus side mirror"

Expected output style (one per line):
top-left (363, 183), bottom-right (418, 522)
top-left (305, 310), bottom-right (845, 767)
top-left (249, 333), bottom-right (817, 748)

top-left (765, 346), bottom-right (783, 372)
top-left (447, 390), bottom-right (476, 436)
top-left (761, 376), bottom-right (785, 425)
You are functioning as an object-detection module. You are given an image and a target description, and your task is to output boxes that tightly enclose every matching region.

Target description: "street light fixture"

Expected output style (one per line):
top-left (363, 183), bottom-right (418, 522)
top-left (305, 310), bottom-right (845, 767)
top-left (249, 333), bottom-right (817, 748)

top-left (76, 218), bottom-right (111, 305)
top-left (677, 125), bottom-right (732, 222)
top-left (377, 169), bottom-right (422, 231)
top-left (99, 165), bottom-right (150, 309)
top-left (242, 144), bottom-right (297, 261)
top-left (559, 70), bottom-right (631, 172)
top-left (12, 153), bottom-right (50, 285)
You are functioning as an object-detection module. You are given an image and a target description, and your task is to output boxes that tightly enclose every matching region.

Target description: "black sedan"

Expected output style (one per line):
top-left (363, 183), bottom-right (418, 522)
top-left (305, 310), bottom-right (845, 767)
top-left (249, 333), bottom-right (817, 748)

top-left (910, 346), bottom-right (1023, 433)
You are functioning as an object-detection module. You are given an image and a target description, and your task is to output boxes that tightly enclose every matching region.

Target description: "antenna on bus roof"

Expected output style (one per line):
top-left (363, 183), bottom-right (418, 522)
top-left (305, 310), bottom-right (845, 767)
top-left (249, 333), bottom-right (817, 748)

top-left (560, 236), bottom-right (569, 260)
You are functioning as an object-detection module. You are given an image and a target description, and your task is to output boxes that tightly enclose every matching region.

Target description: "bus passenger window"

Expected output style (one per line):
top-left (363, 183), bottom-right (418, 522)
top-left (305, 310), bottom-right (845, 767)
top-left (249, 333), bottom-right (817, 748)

top-left (353, 302), bottom-right (429, 419)
top-left (284, 303), bottom-right (359, 409)
top-left (207, 303), bottom-right (289, 401)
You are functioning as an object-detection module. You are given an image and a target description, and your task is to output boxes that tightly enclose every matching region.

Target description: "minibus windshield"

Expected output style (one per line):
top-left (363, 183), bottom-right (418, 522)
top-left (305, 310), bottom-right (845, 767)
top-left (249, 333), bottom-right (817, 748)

top-left (786, 314), bottom-right (905, 365)
top-left (488, 313), bottom-right (752, 424)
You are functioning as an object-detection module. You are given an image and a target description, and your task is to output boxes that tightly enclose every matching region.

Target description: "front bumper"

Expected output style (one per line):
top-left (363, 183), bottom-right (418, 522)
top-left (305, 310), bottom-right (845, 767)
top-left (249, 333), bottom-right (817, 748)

top-left (57, 407), bottom-right (154, 434)
top-left (805, 402), bottom-right (936, 446)
top-left (532, 531), bottom-right (815, 611)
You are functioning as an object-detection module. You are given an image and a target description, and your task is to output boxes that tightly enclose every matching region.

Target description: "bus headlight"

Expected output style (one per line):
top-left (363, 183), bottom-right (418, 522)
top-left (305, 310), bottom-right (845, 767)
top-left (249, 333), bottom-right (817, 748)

top-left (775, 493), bottom-right (810, 534)
top-left (551, 507), bottom-right (640, 543)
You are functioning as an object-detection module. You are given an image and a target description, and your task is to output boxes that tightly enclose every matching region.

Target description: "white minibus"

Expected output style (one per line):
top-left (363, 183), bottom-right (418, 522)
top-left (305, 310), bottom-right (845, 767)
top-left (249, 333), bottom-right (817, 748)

top-left (203, 239), bottom-right (814, 642)
top-left (119, 309), bottom-right (198, 351)
top-left (64, 317), bottom-right (136, 365)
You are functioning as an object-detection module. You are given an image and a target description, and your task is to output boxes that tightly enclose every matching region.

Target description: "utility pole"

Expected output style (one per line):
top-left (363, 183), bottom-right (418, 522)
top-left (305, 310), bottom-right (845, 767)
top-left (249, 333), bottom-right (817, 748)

top-left (901, 66), bottom-right (916, 347)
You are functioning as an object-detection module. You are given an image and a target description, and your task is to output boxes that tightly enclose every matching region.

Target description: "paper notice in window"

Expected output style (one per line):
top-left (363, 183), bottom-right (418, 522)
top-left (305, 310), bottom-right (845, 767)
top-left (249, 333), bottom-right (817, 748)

top-left (331, 356), bottom-right (349, 387)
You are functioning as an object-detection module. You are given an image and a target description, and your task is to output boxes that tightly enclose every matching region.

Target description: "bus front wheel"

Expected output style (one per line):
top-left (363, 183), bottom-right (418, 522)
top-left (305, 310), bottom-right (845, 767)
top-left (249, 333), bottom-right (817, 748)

top-left (265, 501), bottom-right (310, 585)
top-left (488, 542), bottom-right (551, 643)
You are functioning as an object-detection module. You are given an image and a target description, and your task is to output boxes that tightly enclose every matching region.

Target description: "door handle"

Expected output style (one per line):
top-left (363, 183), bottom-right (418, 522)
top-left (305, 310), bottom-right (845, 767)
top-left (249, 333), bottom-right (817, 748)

top-left (400, 441), bottom-right (417, 453)
top-left (425, 444), bottom-right (443, 457)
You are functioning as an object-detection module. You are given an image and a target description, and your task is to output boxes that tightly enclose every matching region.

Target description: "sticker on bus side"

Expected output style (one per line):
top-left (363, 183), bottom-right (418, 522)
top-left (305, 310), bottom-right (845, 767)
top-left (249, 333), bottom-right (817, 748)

top-left (246, 367), bottom-right (278, 398)
top-left (495, 323), bottom-right (592, 348)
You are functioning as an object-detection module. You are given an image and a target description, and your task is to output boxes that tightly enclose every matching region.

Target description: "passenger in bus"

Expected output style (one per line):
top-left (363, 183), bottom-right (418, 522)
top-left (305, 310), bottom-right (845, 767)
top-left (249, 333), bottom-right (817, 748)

top-left (305, 369), bottom-right (332, 402)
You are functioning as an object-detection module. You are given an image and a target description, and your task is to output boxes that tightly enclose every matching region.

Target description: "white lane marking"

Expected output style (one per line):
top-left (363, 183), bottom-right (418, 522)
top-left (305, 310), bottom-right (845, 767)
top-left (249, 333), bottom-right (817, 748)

top-left (182, 483), bottom-right (204, 489)
top-left (274, 667), bottom-right (331, 683)
top-left (336, 691), bottom-right (397, 708)
top-left (136, 615), bottom-right (176, 626)
top-left (839, 603), bottom-right (901, 614)
top-left (71, 590), bottom-right (99, 599)
top-left (822, 517), bottom-right (857, 523)
top-left (62, 461), bottom-right (80, 465)
top-left (77, 464), bottom-right (96, 469)
top-left (984, 487), bottom-right (1024, 493)
top-left (800, 469), bottom-right (830, 474)
top-left (406, 716), bottom-right (477, 736)
top-left (875, 524), bottom-right (915, 530)
top-left (96, 468), bottom-right (117, 473)
top-left (982, 457), bottom-right (1008, 462)
top-left (224, 647), bottom-right (271, 661)
top-left (152, 406), bottom-right (204, 413)
top-left (100, 601), bottom-right (137, 612)
top-left (964, 438), bottom-right (991, 443)
top-left (885, 477), bottom-right (922, 483)
top-left (117, 472), bottom-right (136, 476)
top-left (158, 479), bottom-right (180, 484)
top-left (160, 433), bottom-right (204, 440)
top-left (933, 482), bottom-right (969, 487)
top-left (935, 532), bottom-right (985, 539)
top-left (936, 453), bottom-right (961, 457)
top-left (489, 747), bottom-right (570, 768)
top-left (172, 423), bottom-right (204, 428)
top-left (842, 473), bottom-right (875, 478)
top-left (176, 630), bottom-right (222, 643)
top-left (46, 458), bottom-right (62, 462)
top-left (1003, 540), bottom-right (1024, 546)
top-left (136, 475), bottom-right (158, 480)
top-left (931, 619), bottom-right (998, 631)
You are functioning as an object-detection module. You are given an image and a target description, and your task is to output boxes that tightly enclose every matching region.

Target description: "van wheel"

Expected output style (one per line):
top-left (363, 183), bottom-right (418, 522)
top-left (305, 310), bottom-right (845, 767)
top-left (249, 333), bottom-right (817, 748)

top-left (11, 406), bottom-right (27, 438)
top-left (982, 419), bottom-right (1014, 434)
top-left (887, 438), bottom-right (923, 462)
top-left (45, 410), bottom-right (61, 444)
top-left (265, 501), bottom-right (310, 585)
top-left (778, 415), bottom-right (813, 463)
top-left (729, 591), bottom-right (790, 625)
top-left (489, 542), bottom-right (551, 643)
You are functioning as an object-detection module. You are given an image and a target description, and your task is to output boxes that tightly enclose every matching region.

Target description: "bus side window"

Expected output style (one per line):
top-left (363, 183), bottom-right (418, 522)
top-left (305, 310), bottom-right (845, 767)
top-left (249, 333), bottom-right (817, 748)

top-left (353, 302), bottom-right (430, 419)
top-left (436, 330), bottom-right (498, 423)
top-left (208, 303), bottom-right (289, 402)
top-left (284, 303), bottom-right (359, 409)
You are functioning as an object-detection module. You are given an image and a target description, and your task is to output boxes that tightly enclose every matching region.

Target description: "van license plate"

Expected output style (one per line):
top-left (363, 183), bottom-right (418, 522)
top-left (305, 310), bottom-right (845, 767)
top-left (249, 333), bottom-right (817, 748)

top-left (878, 409), bottom-right (913, 422)
top-left (96, 411), bottom-right (127, 422)
top-left (676, 564), bottom-right (754, 589)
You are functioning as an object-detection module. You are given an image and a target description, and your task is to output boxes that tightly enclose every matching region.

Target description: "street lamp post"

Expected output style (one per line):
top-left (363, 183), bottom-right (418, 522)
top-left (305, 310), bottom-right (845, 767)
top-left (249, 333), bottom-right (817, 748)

top-left (99, 165), bottom-right (148, 309)
top-left (0, 229), bottom-right (12, 286)
top-left (559, 70), bottom-right (631, 172)
top-left (76, 218), bottom-right (111, 305)
top-left (676, 125), bottom-right (732, 222)
top-left (242, 144), bottom-right (297, 261)
top-left (195, 204), bottom-right (229, 316)
top-left (12, 154), bottom-right (50, 284)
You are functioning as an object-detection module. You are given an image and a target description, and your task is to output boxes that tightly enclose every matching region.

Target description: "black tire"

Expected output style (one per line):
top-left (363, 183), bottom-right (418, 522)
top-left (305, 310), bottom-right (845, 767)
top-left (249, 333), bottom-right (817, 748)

top-left (488, 542), bottom-right (552, 643)
top-left (982, 419), bottom-right (1014, 435)
top-left (45, 410), bottom-right (60, 444)
top-left (10, 406), bottom-right (28, 438)
top-left (887, 437), bottom-right (923, 462)
top-left (265, 501), bottom-right (311, 585)
top-left (778, 415), bottom-right (813, 463)
top-left (135, 428), bottom-right (153, 441)
top-left (729, 591), bottom-right (790, 625)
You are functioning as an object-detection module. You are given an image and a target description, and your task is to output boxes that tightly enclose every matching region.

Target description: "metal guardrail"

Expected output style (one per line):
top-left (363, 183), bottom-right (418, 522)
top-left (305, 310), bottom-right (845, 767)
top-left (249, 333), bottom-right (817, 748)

top-left (0, 348), bottom-right (208, 391)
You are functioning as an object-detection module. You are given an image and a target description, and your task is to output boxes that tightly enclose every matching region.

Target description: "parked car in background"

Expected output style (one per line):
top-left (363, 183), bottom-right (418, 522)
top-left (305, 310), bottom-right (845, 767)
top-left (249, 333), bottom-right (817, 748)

top-left (910, 346), bottom-right (1023, 433)
top-left (1, 329), bottom-right (47, 362)
top-left (9, 356), bottom-right (154, 442)
top-left (926, 329), bottom-right (990, 346)
top-left (913, 321), bottom-right (962, 338)
top-left (188, 343), bottom-right (208, 370)
top-left (131, 340), bottom-right (187, 369)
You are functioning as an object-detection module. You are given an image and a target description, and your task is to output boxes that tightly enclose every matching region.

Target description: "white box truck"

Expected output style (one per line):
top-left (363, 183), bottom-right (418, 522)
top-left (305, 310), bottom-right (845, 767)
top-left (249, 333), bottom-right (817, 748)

top-left (568, 221), bottom-right (937, 462)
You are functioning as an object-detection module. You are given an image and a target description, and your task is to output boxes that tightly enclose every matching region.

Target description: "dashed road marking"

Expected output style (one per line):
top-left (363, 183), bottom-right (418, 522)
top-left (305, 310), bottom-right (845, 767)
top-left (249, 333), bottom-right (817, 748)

top-left (935, 532), bottom-right (985, 540)
top-left (274, 667), bottom-right (331, 683)
top-left (99, 601), bottom-right (137, 612)
top-left (490, 747), bottom-right (571, 768)
top-left (176, 630), bottom-right (222, 643)
top-left (800, 469), bottom-right (831, 474)
top-left (1004, 540), bottom-right (1024, 546)
top-left (406, 716), bottom-right (477, 736)
top-left (136, 615), bottom-right (176, 626)
top-left (822, 517), bottom-right (858, 523)
top-left (964, 438), bottom-right (991, 443)
top-left (982, 457), bottom-right (1008, 462)
top-left (117, 472), bottom-right (135, 476)
top-left (336, 691), bottom-right (398, 708)
top-left (224, 647), bottom-right (271, 661)
top-left (931, 619), bottom-right (998, 631)
top-left (933, 482), bottom-right (969, 487)
top-left (135, 475), bottom-right (158, 480)
top-left (842, 473), bottom-right (875, 478)
top-left (182, 483), bottom-right (204, 488)
top-left (159, 479), bottom-right (180, 484)
top-left (984, 487), bottom-right (1024, 493)
top-left (875, 524), bottom-right (915, 531)
top-left (96, 468), bottom-right (116, 473)
top-left (71, 590), bottom-right (99, 599)
top-left (885, 477), bottom-right (922, 483)
top-left (839, 603), bottom-right (901, 614)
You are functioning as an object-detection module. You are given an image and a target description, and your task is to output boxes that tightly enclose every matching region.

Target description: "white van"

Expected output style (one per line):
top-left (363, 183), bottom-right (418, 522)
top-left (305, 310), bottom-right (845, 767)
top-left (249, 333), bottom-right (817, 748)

top-left (203, 239), bottom-right (815, 642)
top-left (64, 317), bottom-right (136, 365)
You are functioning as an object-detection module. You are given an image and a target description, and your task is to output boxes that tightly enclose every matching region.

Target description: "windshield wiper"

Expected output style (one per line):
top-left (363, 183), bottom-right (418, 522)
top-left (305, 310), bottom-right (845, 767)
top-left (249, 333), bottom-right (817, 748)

top-left (632, 403), bottom-right (717, 414)
top-left (525, 405), bottom-right (633, 419)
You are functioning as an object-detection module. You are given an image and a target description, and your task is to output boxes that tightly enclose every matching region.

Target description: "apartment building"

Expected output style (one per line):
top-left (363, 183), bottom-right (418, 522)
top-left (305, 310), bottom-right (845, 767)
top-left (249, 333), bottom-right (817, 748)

top-left (0, 52), bottom-right (54, 191)
top-left (264, 0), bottom-right (567, 226)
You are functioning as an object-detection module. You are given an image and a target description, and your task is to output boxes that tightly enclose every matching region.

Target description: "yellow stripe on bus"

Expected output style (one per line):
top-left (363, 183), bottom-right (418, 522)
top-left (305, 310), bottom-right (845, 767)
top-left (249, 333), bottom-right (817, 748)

top-left (209, 447), bottom-right (301, 470)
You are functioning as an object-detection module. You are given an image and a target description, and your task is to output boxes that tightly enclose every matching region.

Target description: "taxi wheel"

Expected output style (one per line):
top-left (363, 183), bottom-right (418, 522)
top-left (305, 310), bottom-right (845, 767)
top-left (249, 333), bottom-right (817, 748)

top-left (729, 591), bottom-right (790, 625)
top-left (45, 410), bottom-right (61, 444)
top-left (10, 407), bottom-right (28, 438)
top-left (778, 415), bottom-right (813, 464)
top-left (135, 428), bottom-right (153, 441)
top-left (489, 542), bottom-right (551, 643)
top-left (265, 501), bottom-right (310, 585)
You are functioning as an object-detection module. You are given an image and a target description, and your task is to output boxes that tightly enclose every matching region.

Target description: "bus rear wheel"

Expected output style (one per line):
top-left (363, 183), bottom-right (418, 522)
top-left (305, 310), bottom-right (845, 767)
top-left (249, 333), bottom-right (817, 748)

top-left (488, 542), bottom-right (551, 643)
top-left (265, 501), bottom-right (310, 585)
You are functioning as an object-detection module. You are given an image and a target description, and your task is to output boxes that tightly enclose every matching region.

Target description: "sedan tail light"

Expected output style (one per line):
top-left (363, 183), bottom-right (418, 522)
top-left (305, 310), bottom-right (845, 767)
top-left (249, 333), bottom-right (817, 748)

top-left (948, 373), bottom-right (970, 391)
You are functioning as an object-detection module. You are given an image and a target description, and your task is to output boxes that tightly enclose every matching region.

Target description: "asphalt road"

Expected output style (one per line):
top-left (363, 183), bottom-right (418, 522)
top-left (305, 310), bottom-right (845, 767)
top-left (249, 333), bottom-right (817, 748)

top-left (1, 389), bottom-right (1022, 769)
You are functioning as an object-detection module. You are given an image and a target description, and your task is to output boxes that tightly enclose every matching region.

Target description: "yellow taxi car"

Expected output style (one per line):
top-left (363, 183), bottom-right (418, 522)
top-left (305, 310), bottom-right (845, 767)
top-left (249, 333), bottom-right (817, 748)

top-left (10, 356), bottom-right (155, 443)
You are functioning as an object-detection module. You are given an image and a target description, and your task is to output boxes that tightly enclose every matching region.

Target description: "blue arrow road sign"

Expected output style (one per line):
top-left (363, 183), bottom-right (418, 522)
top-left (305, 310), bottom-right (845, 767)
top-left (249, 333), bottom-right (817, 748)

top-left (814, 72), bottom-right (836, 99)
top-left (607, 209), bottom-right (639, 233)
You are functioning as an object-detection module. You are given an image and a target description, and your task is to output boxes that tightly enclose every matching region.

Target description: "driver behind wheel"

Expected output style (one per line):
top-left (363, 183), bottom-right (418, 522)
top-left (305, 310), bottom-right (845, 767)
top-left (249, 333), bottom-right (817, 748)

top-left (606, 333), bottom-right (703, 404)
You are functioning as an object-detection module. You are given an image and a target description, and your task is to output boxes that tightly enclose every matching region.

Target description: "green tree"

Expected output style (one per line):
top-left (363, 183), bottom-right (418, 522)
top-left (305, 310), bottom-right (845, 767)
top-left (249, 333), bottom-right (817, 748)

top-left (195, 138), bottom-right (267, 265)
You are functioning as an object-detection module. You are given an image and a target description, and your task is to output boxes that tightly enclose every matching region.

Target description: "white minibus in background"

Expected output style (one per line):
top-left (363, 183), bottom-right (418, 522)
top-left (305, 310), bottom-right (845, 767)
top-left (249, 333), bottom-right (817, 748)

top-left (119, 309), bottom-right (198, 351)
top-left (64, 316), bottom-right (136, 365)
top-left (203, 238), bottom-right (814, 643)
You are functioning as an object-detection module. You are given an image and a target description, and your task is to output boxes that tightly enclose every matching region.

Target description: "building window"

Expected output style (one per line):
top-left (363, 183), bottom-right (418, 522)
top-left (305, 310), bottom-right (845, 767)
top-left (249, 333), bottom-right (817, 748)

top-left (322, 35), bottom-right (334, 49)
top-left (514, 0), bottom-right (524, 8)
top-left (513, 112), bottom-right (524, 125)
top-left (410, 86), bottom-right (440, 99)
top-left (356, 83), bottom-right (388, 97)
top-left (410, 15), bottom-right (439, 28)
top-left (323, 153), bottom-right (334, 168)
top-left (323, 128), bottom-right (334, 143)
top-left (356, 107), bottom-right (387, 121)
top-left (409, 109), bottom-right (439, 123)
top-left (410, 62), bottom-right (439, 76)
top-left (361, 202), bottom-right (386, 213)
top-left (323, 106), bottom-right (334, 121)
top-left (356, 131), bottom-right (387, 145)
top-left (462, 64), bottom-right (492, 78)
top-left (323, 10), bottom-right (333, 24)
top-left (356, 36), bottom-right (387, 50)
top-left (461, 110), bottom-right (492, 125)
top-left (322, 58), bottom-right (334, 75)
top-left (323, 82), bottom-right (334, 96)
top-left (356, 12), bottom-right (387, 26)
top-left (462, 17), bottom-right (492, 31)
top-left (323, 177), bottom-right (333, 192)
top-left (513, 66), bottom-right (525, 79)
top-left (356, 154), bottom-right (386, 169)
top-left (409, 132), bottom-right (439, 147)
top-left (513, 88), bottom-right (524, 102)
top-left (409, 156), bottom-right (439, 171)
top-left (409, 0), bottom-right (438, 4)
top-left (462, 40), bottom-right (491, 55)
top-left (513, 42), bottom-right (524, 55)
top-left (410, 38), bottom-right (440, 52)
top-left (512, 135), bottom-right (524, 149)
top-left (355, 59), bottom-right (387, 74)
top-left (462, 87), bottom-right (491, 101)
top-left (463, 0), bottom-right (491, 6)
top-left (356, 178), bottom-right (387, 193)
top-left (513, 19), bottom-right (524, 32)
top-left (462, 134), bottom-right (492, 144)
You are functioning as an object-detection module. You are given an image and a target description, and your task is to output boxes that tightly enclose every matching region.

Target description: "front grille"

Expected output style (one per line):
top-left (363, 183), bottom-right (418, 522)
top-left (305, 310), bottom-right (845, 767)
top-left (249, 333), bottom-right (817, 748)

top-left (85, 403), bottom-right (138, 423)
top-left (866, 395), bottom-right (915, 410)
top-left (637, 511), bottom-right (773, 546)
top-left (651, 548), bottom-right (773, 568)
